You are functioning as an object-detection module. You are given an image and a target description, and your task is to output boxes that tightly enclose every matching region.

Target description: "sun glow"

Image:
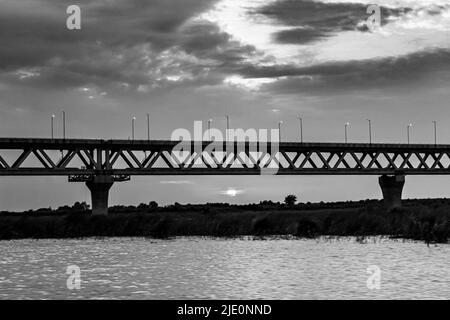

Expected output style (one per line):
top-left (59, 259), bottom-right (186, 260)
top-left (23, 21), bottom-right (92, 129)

top-left (221, 188), bottom-right (244, 197)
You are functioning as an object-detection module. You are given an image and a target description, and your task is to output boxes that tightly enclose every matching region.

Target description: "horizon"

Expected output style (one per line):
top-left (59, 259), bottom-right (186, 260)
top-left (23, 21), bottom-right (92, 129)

top-left (4, 195), bottom-right (450, 214)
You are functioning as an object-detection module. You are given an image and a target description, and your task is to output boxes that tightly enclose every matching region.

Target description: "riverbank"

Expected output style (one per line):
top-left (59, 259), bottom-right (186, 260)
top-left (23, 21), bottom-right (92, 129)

top-left (0, 199), bottom-right (448, 243)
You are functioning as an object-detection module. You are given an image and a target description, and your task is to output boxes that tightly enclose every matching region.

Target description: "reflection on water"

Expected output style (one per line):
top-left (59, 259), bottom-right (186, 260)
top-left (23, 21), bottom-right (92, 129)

top-left (0, 237), bottom-right (448, 299)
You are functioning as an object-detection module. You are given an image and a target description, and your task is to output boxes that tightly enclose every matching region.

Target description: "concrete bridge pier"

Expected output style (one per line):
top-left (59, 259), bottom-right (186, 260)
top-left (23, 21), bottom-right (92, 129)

top-left (85, 175), bottom-right (114, 215)
top-left (378, 174), bottom-right (405, 210)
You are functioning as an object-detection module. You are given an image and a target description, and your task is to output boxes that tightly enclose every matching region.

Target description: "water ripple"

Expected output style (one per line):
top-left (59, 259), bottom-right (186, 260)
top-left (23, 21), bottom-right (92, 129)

top-left (0, 237), bottom-right (448, 299)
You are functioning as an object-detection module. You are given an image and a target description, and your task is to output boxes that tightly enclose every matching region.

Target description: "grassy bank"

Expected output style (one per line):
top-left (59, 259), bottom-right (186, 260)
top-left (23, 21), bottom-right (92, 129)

top-left (0, 199), bottom-right (448, 243)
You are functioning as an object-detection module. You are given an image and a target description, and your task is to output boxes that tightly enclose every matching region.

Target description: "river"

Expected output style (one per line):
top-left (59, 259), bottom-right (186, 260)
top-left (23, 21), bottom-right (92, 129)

top-left (0, 237), bottom-right (448, 299)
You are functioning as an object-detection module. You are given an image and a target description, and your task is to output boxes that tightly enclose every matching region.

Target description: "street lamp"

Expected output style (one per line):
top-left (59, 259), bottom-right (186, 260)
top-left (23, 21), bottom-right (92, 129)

top-left (278, 121), bottom-right (283, 142)
top-left (132, 116), bottom-right (136, 140)
top-left (147, 113), bottom-right (150, 141)
top-left (51, 114), bottom-right (55, 139)
top-left (432, 121), bottom-right (437, 145)
top-left (207, 118), bottom-right (213, 141)
top-left (345, 122), bottom-right (350, 143)
top-left (366, 119), bottom-right (372, 144)
top-left (297, 115), bottom-right (303, 143)
top-left (62, 111), bottom-right (66, 140)
top-left (407, 123), bottom-right (413, 144)
top-left (225, 115), bottom-right (229, 141)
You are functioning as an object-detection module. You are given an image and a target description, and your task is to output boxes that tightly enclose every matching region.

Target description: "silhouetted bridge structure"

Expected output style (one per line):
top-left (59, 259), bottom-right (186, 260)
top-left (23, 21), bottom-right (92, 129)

top-left (1, 138), bottom-right (450, 214)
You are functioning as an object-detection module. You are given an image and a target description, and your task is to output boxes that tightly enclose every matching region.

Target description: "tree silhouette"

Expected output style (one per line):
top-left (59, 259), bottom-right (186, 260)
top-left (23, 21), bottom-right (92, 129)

top-left (149, 201), bottom-right (158, 209)
top-left (284, 195), bottom-right (297, 206)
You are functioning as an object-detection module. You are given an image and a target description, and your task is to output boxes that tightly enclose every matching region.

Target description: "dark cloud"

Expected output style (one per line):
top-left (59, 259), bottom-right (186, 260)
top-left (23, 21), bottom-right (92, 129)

top-left (255, 0), bottom-right (411, 44)
top-left (0, 0), bottom-right (262, 92)
top-left (181, 23), bottom-right (231, 53)
top-left (273, 28), bottom-right (329, 44)
top-left (179, 22), bottom-right (257, 64)
top-left (0, 0), bottom-right (447, 99)
top-left (251, 49), bottom-right (450, 95)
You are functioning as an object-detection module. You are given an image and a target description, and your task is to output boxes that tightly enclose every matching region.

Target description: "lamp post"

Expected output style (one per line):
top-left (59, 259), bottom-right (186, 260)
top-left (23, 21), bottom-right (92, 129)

top-left (366, 119), bottom-right (372, 144)
top-left (297, 115), bottom-right (303, 143)
top-left (147, 113), bottom-right (150, 141)
top-left (51, 114), bottom-right (55, 139)
top-left (407, 123), bottom-right (413, 144)
top-left (225, 115), bottom-right (229, 141)
top-left (207, 118), bottom-right (212, 141)
top-left (432, 121), bottom-right (437, 145)
top-left (62, 111), bottom-right (66, 140)
top-left (278, 121), bottom-right (283, 142)
top-left (345, 122), bottom-right (350, 143)
top-left (132, 116), bottom-right (136, 140)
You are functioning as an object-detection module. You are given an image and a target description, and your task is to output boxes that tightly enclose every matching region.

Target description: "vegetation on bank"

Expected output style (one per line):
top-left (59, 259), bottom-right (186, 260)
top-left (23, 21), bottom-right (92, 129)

top-left (0, 198), bottom-right (448, 243)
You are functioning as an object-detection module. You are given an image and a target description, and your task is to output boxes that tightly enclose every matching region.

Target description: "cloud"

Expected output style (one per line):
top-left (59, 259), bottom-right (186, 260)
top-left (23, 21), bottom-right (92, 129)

top-left (273, 28), bottom-right (331, 45)
top-left (160, 180), bottom-right (194, 184)
top-left (222, 49), bottom-right (450, 95)
top-left (0, 0), bottom-right (238, 92)
top-left (256, 0), bottom-right (411, 45)
top-left (1, 0), bottom-right (449, 98)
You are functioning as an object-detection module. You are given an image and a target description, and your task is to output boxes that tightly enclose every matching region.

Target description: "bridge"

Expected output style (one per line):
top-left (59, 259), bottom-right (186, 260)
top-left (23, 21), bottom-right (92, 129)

top-left (1, 137), bottom-right (450, 214)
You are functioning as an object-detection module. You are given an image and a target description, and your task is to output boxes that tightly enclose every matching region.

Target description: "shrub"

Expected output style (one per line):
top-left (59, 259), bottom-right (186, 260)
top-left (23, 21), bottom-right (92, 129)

top-left (296, 218), bottom-right (319, 238)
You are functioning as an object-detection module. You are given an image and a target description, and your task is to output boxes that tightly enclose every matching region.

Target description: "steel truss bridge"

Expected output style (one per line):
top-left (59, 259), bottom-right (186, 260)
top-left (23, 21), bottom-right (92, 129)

top-left (1, 138), bottom-right (450, 175)
top-left (1, 138), bottom-right (449, 214)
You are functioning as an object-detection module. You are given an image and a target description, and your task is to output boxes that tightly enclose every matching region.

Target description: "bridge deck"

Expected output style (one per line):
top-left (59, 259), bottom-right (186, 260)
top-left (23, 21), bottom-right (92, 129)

top-left (0, 138), bottom-right (449, 176)
top-left (1, 137), bottom-right (450, 150)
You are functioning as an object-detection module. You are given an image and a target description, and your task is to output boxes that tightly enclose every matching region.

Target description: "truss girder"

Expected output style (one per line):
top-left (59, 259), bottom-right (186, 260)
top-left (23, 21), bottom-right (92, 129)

top-left (0, 139), bottom-right (450, 175)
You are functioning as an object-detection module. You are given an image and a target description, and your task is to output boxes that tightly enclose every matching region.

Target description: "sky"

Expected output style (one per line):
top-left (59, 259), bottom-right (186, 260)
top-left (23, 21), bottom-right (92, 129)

top-left (1, 0), bottom-right (450, 211)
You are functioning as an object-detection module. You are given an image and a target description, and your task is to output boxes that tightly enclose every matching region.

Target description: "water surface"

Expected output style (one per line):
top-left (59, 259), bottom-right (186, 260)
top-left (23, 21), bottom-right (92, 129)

top-left (0, 237), bottom-right (448, 299)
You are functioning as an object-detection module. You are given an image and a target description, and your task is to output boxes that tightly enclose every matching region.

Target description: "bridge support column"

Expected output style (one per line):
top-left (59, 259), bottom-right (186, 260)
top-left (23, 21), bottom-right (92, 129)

top-left (85, 175), bottom-right (114, 215)
top-left (378, 174), bottom-right (405, 210)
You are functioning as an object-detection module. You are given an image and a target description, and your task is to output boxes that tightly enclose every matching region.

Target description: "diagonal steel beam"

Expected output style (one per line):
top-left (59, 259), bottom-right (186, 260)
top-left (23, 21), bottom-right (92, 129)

top-left (281, 151), bottom-right (296, 169)
top-left (367, 152), bottom-right (382, 169)
top-left (109, 151), bottom-right (120, 168)
top-left (299, 151), bottom-right (313, 169)
top-left (316, 152), bottom-right (331, 169)
top-left (36, 149), bottom-right (56, 168)
top-left (415, 153), bottom-right (429, 169)
top-left (381, 152), bottom-right (397, 169)
top-left (146, 151), bottom-right (161, 168)
top-left (160, 151), bottom-right (176, 169)
top-left (350, 152), bottom-right (365, 169)
top-left (187, 152), bottom-right (203, 169)
top-left (399, 153), bottom-right (413, 169)
top-left (32, 149), bottom-right (51, 168)
top-left (12, 149), bottom-right (32, 168)
top-left (118, 150), bottom-right (135, 169)
top-left (76, 150), bottom-right (92, 168)
top-left (57, 149), bottom-right (76, 168)
top-left (430, 153), bottom-right (445, 169)
top-left (0, 154), bottom-right (10, 168)
top-left (333, 152), bottom-right (348, 169)
top-left (125, 150), bottom-right (143, 168)
top-left (80, 149), bottom-right (98, 169)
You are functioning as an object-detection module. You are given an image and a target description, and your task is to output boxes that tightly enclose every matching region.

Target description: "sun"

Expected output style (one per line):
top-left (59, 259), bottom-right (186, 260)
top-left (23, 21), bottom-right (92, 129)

top-left (226, 189), bottom-right (238, 197)
top-left (221, 188), bottom-right (243, 197)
